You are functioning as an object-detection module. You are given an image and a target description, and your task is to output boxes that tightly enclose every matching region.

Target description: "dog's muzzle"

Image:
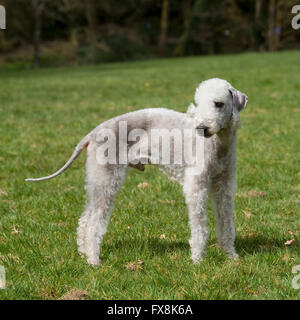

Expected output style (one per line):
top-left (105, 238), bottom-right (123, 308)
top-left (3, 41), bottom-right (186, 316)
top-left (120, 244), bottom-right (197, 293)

top-left (196, 125), bottom-right (213, 138)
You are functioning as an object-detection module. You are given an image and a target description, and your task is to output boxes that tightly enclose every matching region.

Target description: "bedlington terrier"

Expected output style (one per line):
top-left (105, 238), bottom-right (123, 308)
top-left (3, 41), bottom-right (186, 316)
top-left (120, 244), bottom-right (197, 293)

top-left (26, 78), bottom-right (248, 266)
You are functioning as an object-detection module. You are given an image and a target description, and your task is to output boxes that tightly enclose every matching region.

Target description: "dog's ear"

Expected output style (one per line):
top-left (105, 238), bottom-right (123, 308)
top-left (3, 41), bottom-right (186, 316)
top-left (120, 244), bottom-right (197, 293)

top-left (187, 102), bottom-right (196, 117)
top-left (229, 88), bottom-right (248, 112)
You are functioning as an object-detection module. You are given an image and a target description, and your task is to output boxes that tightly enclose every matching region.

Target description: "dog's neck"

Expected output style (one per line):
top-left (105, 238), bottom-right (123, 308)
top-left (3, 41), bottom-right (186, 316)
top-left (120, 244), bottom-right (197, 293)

top-left (214, 126), bottom-right (237, 158)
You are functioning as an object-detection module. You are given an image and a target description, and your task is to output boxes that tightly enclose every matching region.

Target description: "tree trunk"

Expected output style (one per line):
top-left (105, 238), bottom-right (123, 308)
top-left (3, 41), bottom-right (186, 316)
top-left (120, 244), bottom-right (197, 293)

top-left (267, 0), bottom-right (276, 51)
top-left (253, 0), bottom-right (263, 51)
top-left (33, 0), bottom-right (45, 69)
top-left (183, 0), bottom-right (191, 29)
top-left (274, 0), bottom-right (283, 50)
top-left (255, 0), bottom-right (262, 21)
top-left (173, 0), bottom-right (192, 56)
top-left (85, 0), bottom-right (98, 44)
top-left (158, 0), bottom-right (169, 57)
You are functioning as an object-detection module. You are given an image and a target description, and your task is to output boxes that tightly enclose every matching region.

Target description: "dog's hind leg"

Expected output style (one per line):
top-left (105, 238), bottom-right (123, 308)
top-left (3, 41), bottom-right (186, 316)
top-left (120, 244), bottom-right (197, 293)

top-left (77, 147), bottom-right (128, 265)
top-left (77, 207), bottom-right (92, 256)
top-left (83, 166), bottom-right (127, 266)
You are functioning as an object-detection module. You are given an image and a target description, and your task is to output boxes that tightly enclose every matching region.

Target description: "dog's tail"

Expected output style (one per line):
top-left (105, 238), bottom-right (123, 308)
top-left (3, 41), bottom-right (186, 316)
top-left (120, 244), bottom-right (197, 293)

top-left (25, 134), bottom-right (91, 182)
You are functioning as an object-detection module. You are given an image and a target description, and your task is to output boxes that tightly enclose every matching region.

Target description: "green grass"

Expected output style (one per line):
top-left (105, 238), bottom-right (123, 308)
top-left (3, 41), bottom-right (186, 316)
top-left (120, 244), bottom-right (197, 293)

top-left (0, 51), bottom-right (300, 300)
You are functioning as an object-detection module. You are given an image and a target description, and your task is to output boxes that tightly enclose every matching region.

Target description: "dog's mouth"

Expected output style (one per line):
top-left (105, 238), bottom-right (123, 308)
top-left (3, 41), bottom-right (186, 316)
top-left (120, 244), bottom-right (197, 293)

top-left (196, 126), bottom-right (214, 138)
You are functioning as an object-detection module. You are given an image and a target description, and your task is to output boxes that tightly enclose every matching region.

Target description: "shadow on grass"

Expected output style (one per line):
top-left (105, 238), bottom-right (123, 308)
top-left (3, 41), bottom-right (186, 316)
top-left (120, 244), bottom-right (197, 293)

top-left (103, 234), bottom-right (299, 260)
top-left (104, 237), bottom-right (190, 257)
top-left (236, 234), bottom-right (300, 256)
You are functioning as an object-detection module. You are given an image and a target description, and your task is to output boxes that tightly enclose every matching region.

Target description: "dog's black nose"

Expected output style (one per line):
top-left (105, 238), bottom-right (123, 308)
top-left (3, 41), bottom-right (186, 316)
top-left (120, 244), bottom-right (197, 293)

top-left (196, 125), bottom-right (211, 137)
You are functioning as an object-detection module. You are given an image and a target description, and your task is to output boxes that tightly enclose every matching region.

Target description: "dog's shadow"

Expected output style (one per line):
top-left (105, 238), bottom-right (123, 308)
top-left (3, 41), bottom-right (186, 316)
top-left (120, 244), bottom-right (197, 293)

top-left (104, 233), bottom-right (299, 259)
top-left (235, 234), bottom-right (300, 256)
top-left (104, 237), bottom-right (190, 257)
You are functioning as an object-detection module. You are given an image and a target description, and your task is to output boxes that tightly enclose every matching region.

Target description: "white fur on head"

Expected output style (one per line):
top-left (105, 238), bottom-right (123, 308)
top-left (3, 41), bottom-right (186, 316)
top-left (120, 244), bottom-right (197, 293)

top-left (188, 78), bottom-right (248, 136)
top-left (193, 78), bottom-right (247, 112)
top-left (194, 78), bottom-right (232, 106)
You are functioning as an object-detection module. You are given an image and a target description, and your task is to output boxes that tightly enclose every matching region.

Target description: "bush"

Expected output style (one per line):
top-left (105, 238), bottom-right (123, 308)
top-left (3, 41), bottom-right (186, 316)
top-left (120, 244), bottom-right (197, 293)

top-left (77, 33), bottom-right (150, 65)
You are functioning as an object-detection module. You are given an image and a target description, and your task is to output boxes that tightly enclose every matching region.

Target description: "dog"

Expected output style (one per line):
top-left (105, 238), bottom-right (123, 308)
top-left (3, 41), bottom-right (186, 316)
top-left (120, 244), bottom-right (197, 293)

top-left (26, 78), bottom-right (248, 266)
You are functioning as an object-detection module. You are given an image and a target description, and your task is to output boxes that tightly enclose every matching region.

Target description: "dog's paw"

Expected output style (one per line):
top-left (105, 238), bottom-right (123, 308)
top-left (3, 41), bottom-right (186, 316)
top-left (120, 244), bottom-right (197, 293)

top-left (191, 255), bottom-right (204, 264)
top-left (87, 257), bottom-right (101, 267)
top-left (78, 252), bottom-right (86, 259)
top-left (226, 251), bottom-right (239, 260)
top-left (227, 252), bottom-right (239, 260)
top-left (77, 246), bottom-right (86, 256)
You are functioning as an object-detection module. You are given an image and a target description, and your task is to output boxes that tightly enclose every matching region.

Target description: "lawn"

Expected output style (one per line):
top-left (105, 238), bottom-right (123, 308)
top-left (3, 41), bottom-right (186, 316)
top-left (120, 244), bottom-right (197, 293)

top-left (0, 51), bottom-right (299, 300)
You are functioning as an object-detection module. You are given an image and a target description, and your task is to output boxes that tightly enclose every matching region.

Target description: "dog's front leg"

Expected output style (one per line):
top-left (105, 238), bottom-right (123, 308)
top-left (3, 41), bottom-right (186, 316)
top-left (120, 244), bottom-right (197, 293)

top-left (211, 177), bottom-right (238, 259)
top-left (184, 176), bottom-right (209, 263)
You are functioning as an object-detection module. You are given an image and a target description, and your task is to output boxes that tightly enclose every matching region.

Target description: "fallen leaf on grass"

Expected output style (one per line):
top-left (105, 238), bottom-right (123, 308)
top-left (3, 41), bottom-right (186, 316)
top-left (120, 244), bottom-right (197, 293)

top-left (170, 252), bottom-right (179, 260)
top-left (138, 182), bottom-right (150, 189)
top-left (65, 186), bottom-right (76, 192)
top-left (58, 221), bottom-right (67, 227)
top-left (11, 225), bottom-right (21, 235)
top-left (125, 260), bottom-right (143, 271)
top-left (160, 234), bottom-right (166, 239)
top-left (59, 289), bottom-right (89, 300)
top-left (0, 189), bottom-right (8, 197)
top-left (288, 230), bottom-right (298, 236)
top-left (284, 239), bottom-right (294, 246)
top-left (237, 190), bottom-right (267, 198)
top-left (165, 199), bottom-right (175, 204)
top-left (158, 199), bottom-right (175, 205)
top-left (256, 108), bottom-right (267, 113)
top-left (4, 253), bottom-right (23, 263)
top-left (246, 190), bottom-right (266, 197)
top-left (242, 210), bottom-right (252, 219)
top-left (270, 92), bottom-right (278, 99)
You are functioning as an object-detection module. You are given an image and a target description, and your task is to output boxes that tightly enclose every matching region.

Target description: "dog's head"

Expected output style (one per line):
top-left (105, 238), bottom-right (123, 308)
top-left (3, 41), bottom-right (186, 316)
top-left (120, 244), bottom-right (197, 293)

top-left (187, 78), bottom-right (247, 137)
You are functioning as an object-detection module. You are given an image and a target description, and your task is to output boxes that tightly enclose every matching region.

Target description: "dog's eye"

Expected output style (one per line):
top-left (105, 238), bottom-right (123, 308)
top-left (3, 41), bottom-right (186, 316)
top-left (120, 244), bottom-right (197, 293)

top-left (214, 101), bottom-right (224, 108)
